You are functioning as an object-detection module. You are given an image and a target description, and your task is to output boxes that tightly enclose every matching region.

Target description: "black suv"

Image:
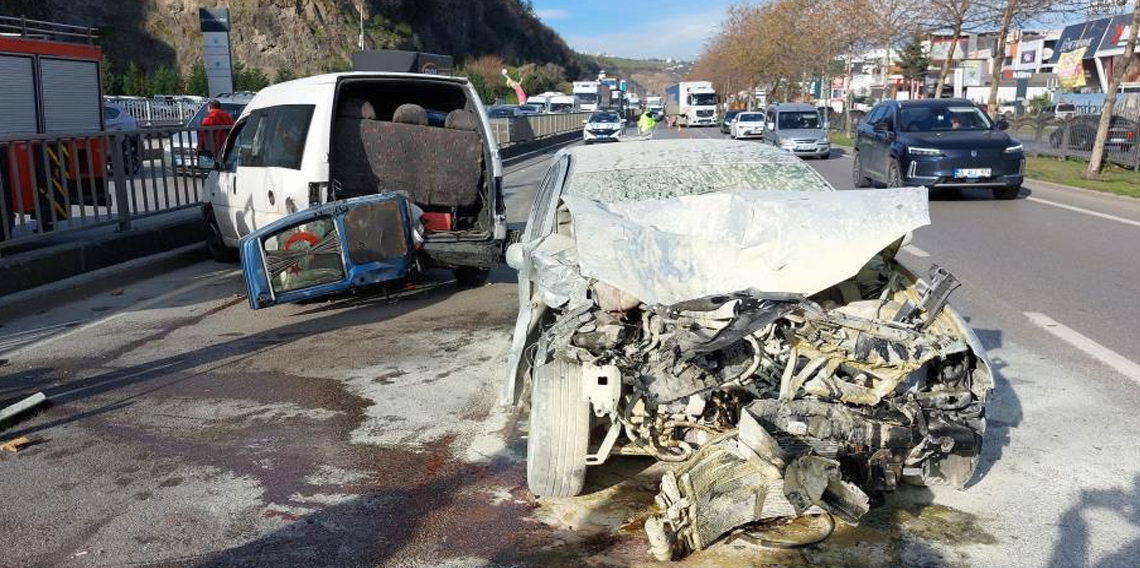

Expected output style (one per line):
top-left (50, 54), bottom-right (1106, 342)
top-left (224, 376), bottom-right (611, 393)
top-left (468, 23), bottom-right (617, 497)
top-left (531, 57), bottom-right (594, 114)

top-left (852, 99), bottom-right (1025, 200)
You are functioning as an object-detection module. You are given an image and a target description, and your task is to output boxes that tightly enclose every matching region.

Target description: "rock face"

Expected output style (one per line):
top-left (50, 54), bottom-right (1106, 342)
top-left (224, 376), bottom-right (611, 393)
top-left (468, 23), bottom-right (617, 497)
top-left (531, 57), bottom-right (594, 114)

top-left (8, 0), bottom-right (582, 77)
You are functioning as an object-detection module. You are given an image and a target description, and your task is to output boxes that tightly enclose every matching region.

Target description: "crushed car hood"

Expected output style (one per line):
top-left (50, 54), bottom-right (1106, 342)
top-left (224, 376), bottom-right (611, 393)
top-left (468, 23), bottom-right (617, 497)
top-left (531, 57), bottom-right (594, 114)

top-left (562, 187), bottom-right (929, 305)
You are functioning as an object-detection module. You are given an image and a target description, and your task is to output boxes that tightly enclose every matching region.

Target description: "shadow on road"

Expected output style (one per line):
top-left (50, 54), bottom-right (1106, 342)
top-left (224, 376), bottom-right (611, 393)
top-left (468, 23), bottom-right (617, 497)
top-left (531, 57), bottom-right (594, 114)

top-left (929, 186), bottom-right (1033, 202)
top-left (1047, 474), bottom-right (1140, 568)
top-left (965, 327), bottom-right (1022, 489)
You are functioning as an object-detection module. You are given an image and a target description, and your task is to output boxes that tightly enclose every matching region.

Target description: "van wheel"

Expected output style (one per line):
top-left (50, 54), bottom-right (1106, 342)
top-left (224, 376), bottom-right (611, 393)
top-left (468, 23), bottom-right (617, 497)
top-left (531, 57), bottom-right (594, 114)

top-left (852, 152), bottom-right (872, 188)
top-left (205, 212), bottom-right (238, 263)
top-left (527, 359), bottom-right (589, 497)
top-left (453, 266), bottom-right (489, 286)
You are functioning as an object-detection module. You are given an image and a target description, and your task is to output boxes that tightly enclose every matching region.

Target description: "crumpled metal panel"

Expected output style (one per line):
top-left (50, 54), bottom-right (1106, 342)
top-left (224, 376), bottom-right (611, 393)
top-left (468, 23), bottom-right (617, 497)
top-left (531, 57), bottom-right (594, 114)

top-left (562, 187), bottom-right (930, 305)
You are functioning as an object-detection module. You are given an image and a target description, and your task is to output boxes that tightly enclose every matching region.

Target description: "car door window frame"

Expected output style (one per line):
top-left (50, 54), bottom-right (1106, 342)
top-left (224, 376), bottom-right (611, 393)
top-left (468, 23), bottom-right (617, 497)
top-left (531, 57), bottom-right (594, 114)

top-left (221, 120), bottom-right (248, 173)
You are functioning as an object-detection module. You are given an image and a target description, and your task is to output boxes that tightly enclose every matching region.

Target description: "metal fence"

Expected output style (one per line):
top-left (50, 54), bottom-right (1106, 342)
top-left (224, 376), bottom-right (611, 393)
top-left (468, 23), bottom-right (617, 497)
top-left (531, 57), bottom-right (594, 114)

top-left (0, 126), bottom-right (230, 255)
top-left (105, 97), bottom-right (202, 128)
top-left (489, 112), bottom-right (591, 146)
top-left (1011, 110), bottom-right (1140, 170)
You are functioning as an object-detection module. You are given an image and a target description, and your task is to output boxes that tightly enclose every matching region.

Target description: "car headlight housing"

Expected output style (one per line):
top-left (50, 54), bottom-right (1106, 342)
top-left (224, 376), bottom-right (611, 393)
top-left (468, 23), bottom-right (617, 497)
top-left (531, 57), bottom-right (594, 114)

top-left (817, 136), bottom-right (829, 144)
top-left (907, 146), bottom-right (943, 157)
top-left (1004, 143), bottom-right (1024, 154)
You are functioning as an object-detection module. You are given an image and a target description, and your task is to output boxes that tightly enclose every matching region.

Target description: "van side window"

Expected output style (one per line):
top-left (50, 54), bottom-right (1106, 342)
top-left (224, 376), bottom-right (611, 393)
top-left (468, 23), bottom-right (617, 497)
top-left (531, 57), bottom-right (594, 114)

top-left (221, 122), bottom-right (248, 172)
top-left (243, 104), bottom-right (315, 170)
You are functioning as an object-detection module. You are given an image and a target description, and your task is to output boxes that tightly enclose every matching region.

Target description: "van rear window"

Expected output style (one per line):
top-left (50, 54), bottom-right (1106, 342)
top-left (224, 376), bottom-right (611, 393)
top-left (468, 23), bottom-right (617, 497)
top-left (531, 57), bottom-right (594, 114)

top-left (241, 104), bottom-right (315, 170)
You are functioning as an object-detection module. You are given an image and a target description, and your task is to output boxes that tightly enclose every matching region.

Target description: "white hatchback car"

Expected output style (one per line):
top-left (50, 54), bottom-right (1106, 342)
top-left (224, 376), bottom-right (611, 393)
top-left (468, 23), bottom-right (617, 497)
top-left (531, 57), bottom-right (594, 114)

top-left (202, 71), bottom-right (507, 284)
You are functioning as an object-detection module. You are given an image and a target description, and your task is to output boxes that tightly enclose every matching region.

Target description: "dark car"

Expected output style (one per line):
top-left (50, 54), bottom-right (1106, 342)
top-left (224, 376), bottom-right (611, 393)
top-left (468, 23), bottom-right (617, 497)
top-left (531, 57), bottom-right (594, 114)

top-left (1049, 114), bottom-right (1138, 153)
top-left (853, 99), bottom-right (1024, 200)
top-left (720, 110), bottom-right (741, 133)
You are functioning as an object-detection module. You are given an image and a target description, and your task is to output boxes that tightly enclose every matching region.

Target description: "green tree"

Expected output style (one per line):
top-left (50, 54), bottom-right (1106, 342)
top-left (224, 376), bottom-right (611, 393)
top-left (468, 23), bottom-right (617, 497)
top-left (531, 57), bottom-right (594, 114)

top-left (896, 37), bottom-right (929, 84)
top-left (187, 63), bottom-right (208, 97)
top-left (151, 65), bottom-right (183, 95)
top-left (273, 67), bottom-right (296, 84)
top-left (100, 58), bottom-right (121, 95)
top-left (236, 66), bottom-right (270, 91)
top-left (464, 71), bottom-right (496, 105)
top-left (123, 61), bottom-right (152, 97)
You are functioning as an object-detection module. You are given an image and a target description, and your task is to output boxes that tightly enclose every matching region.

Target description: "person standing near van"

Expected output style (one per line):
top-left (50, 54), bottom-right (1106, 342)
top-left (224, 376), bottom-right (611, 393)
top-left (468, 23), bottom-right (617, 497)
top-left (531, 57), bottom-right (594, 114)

top-left (197, 101), bottom-right (235, 158)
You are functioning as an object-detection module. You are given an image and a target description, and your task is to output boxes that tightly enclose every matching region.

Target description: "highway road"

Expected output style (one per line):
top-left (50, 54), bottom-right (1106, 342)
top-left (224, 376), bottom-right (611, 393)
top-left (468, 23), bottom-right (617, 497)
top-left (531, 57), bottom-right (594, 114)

top-left (1, 124), bottom-right (1139, 568)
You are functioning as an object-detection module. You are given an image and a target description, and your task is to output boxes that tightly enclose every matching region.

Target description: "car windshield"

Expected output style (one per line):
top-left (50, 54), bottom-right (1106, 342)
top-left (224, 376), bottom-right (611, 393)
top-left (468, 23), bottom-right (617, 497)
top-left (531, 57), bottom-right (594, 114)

top-left (724, 111), bottom-right (740, 121)
top-left (549, 102), bottom-right (574, 113)
top-left (590, 112), bottom-right (620, 123)
top-left (488, 107), bottom-right (516, 118)
top-left (738, 113), bottom-right (763, 122)
top-left (187, 102), bottom-right (246, 128)
top-left (899, 106), bottom-right (993, 132)
top-left (689, 93), bottom-right (717, 106)
top-left (777, 111), bottom-right (821, 130)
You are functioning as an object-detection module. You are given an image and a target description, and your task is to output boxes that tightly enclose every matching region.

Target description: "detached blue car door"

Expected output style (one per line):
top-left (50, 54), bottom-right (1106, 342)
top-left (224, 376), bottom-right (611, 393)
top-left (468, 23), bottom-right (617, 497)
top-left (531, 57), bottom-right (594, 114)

top-left (239, 194), bottom-right (416, 309)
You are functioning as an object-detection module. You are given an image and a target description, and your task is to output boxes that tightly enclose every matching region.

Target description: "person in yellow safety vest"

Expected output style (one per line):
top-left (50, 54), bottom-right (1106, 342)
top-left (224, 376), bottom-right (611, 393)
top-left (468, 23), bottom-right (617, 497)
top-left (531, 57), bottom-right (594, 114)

top-left (638, 110), bottom-right (656, 135)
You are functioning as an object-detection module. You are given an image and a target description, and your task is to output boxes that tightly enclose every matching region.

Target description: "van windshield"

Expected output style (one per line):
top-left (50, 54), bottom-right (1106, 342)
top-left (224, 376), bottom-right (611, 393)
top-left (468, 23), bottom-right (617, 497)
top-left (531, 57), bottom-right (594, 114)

top-left (689, 93), bottom-right (717, 106)
top-left (576, 94), bottom-right (598, 105)
top-left (777, 111), bottom-right (821, 130)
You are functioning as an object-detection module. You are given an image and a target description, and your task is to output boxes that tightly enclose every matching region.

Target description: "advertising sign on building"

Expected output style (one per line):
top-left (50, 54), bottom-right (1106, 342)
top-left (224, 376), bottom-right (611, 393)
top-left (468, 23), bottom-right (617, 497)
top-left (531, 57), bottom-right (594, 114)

top-left (1095, 12), bottom-right (1138, 57)
top-left (930, 37), bottom-right (968, 61)
top-left (1013, 39), bottom-right (1044, 71)
top-left (1048, 16), bottom-right (1113, 64)
top-left (1056, 48), bottom-right (1088, 88)
top-left (959, 59), bottom-right (985, 87)
top-left (199, 8), bottom-right (234, 97)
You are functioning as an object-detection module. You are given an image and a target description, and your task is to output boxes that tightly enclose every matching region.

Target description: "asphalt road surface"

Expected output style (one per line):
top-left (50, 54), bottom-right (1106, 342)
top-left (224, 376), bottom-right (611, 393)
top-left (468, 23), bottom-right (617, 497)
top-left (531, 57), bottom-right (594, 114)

top-left (2, 124), bottom-right (1140, 568)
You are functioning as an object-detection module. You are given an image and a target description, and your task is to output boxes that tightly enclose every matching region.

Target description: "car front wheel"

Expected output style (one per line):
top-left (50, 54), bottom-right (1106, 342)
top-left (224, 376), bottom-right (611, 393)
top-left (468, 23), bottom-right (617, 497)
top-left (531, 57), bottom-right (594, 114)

top-left (887, 159), bottom-right (903, 187)
top-left (993, 185), bottom-right (1021, 200)
top-left (205, 211), bottom-right (238, 263)
top-left (527, 359), bottom-right (590, 497)
top-left (852, 152), bottom-right (872, 188)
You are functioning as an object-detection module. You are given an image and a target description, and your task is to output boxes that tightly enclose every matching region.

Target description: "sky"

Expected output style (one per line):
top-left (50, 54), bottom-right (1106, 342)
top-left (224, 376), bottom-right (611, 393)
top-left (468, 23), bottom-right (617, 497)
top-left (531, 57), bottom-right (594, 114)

top-left (532, 0), bottom-right (735, 61)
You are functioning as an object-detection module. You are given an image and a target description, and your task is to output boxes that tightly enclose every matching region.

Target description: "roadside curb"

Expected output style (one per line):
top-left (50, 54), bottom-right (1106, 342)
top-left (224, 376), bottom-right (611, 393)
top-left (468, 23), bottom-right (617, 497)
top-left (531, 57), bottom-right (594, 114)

top-left (0, 216), bottom-right (209, 299)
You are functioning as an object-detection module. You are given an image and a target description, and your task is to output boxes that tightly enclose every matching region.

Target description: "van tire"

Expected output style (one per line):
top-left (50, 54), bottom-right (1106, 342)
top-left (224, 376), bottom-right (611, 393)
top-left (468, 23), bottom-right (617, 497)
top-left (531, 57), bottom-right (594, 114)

top-left (453, 266), bottom-right (489, 286)
top-left (205, 211), bottom-right (238, 263)
top-left (527, 359), bottom-right (589, 497)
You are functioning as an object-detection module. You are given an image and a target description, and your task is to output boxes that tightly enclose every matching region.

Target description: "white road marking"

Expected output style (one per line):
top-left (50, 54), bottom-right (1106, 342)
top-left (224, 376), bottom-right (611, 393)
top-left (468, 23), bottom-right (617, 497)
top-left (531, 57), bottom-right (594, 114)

top-left (1027, 197), bottom-right (1140, 228)
top-left (1025, 311), bottom-right (1140, 385)
top-left (902, 245), bottom-right (930, 257)
top-left (2, 269), bottom-right (239, 359)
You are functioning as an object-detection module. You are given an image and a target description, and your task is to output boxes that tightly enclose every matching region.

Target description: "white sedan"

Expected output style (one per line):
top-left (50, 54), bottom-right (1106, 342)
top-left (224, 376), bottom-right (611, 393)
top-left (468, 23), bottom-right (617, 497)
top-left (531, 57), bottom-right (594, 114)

top-left (730, 111), bottom-right (766, 139)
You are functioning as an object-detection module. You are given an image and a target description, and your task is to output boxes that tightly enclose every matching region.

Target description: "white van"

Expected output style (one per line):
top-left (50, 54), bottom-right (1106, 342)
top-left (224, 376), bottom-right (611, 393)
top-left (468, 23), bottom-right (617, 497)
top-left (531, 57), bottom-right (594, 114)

top-left (203, 71), bottom-right (506, 284)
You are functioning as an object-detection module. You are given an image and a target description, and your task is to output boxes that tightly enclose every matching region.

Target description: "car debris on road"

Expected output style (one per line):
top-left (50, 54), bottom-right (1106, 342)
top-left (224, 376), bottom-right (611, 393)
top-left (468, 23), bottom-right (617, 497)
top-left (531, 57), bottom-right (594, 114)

top-left (505, 140), bottom-right (993, 560)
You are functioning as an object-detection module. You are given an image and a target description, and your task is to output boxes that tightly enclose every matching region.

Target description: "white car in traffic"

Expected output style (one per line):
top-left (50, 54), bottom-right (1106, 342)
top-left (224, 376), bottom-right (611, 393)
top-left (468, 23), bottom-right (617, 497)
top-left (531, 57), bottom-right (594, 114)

top-left (582, 111), bottom-right (624, 143)
top-left (730, 111), bottom-right (765, 139)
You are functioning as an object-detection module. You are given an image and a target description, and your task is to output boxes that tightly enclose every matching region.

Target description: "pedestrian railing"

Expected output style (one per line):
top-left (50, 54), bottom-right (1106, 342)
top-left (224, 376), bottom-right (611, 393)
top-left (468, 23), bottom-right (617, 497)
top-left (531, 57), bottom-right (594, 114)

top-left (1012, 110), bottom-right (1140, 170)
top-left (0, 126), bottom-right (230, 255)
top-left (489, 112), bottom-right (591, 146)
top-left (105, 97), bottom-right (202, 128)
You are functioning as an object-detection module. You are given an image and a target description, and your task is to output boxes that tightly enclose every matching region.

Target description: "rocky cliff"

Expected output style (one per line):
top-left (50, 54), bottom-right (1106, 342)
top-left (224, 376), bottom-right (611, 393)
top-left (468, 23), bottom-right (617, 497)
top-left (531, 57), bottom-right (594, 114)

top-left (4, 0), bottom-right (583, 78)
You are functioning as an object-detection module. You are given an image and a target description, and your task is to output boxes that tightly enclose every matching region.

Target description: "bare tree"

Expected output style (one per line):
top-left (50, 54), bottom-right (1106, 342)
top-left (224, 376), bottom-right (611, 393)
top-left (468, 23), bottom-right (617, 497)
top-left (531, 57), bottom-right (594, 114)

top-left (864, 0), bottom-right (928, 96)
top-left (1087, 8), bottom-right (1140, 177)
top-left (925, 0), bottom-right (984, 97)
top-left (979, 0), bottom-right (1074, 115)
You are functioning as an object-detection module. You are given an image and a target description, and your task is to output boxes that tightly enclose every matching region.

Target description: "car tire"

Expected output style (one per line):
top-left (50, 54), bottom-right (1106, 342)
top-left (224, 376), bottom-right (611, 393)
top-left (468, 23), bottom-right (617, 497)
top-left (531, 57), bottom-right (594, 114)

top-left (205, 211), bottom-right (238, 263)
top-left (820, 151), bottom-right (831, 160)
top-left (887, 159), bottom-right (903, 187)
top-left (453, 266), bottom-right (490, 286)
top-left (527, 359), bottom-right (590, 498)
top-left (992, 185), bottom-right (1020, 200)
top-left (852, 152), bottom-right (872, 188)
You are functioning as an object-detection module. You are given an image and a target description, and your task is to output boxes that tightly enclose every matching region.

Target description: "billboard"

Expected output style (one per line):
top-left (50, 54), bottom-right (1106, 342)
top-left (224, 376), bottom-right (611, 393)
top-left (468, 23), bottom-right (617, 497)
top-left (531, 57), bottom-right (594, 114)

top-left (959, 59), bottom-right (985, 87)
top-left (199, 8), bottom-right (233, 97)
top-left (930, 38), bottom-right (968, 61)
top-left (1013, 39), bottom-right (1045, 71)
top-left (1056, 48), bottom-right (1088, 88)
top-left (1095, 12), bottom-right (1138, 58)
top-left (1048, 16), bottom-right (1113, 64)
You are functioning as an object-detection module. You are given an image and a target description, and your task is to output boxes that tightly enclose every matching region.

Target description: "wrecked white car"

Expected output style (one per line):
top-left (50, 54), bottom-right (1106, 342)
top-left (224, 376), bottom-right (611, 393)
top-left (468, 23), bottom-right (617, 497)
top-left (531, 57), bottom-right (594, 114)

top-left (503, 139), bottom-right (992, 560)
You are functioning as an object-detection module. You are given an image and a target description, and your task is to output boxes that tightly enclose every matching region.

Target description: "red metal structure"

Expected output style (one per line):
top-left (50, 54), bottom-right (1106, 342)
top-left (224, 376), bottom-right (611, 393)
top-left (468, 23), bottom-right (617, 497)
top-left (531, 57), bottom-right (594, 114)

top-left (0, 16), bottom-right (106, 232)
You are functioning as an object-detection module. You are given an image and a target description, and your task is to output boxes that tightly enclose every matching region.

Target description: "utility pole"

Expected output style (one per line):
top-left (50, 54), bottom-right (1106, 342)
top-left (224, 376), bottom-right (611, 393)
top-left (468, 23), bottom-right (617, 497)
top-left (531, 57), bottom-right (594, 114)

top-left (357, 3), bottom-right (365, 50)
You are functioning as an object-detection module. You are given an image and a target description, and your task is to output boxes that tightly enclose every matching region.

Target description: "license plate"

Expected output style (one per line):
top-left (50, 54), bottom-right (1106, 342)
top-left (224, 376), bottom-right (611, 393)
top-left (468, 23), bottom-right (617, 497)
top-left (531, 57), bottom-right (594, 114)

top-left (954, 168), bottom-right (991, 178)
top-left (795, 145), bottom-right (815, 151)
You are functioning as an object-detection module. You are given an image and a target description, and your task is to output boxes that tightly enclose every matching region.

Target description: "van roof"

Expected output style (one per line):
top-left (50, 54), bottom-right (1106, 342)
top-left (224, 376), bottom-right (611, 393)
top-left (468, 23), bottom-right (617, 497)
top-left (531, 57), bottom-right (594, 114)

top-left (242, 72), bottom-right (473, 113)
top-left (768, 103), bottom-right (817, 112)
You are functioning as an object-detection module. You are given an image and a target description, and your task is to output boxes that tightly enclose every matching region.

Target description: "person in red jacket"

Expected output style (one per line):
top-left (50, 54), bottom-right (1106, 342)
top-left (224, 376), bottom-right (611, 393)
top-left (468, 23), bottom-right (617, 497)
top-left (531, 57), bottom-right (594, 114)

top-left (197, 101), bottom-right (234, 159)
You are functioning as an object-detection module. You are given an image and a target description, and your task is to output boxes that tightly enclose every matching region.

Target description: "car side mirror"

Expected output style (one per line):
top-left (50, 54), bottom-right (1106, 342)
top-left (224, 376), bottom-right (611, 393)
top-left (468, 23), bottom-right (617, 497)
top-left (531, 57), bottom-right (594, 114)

top-left (995, 119), bottom-right (1010, 131)
top-left (505, 242), bottom-right (526, 271)
top-left (582, 119), bottom-right (588, 124)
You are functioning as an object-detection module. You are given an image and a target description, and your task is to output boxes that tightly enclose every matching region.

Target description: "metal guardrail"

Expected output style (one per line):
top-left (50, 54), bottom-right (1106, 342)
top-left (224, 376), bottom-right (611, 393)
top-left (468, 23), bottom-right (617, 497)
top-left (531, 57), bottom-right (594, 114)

top-left (1012, 110), bottom-right (1140, 170)
top-left (489, 112), bottom-right (591, 146)
top-left (105, 97), bottom-right (202, 128)
top-left (0, 126), bottom-right (230, 255)
top-left (0, 15), bottom-right (97, 42)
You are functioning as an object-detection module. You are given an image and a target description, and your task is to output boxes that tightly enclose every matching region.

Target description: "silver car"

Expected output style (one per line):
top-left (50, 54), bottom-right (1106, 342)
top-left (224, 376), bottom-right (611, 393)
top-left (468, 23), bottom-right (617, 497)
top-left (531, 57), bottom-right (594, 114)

top-left (503, 139), bottom-right (991, 561)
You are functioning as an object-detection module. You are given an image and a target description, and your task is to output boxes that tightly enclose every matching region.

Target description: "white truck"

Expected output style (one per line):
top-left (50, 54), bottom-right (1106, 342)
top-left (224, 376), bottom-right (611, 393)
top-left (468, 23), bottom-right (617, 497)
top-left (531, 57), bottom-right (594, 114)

top-left (646, 95), bottom-right (664, 118)
top-left (665, 81), bottom-right (719, 127)
top-left (572, 81), bottom-right (601, 112)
